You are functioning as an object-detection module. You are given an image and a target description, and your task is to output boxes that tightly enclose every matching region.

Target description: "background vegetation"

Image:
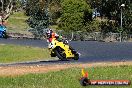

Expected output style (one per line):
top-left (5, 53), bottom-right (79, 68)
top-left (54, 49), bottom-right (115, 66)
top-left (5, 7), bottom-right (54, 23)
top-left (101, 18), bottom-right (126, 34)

top-left (58, 0), bottom-right (92, 32)
top-left (25, 0), bottom-right (132, 36)
top-left (0, 0), bottom-right (132, 37)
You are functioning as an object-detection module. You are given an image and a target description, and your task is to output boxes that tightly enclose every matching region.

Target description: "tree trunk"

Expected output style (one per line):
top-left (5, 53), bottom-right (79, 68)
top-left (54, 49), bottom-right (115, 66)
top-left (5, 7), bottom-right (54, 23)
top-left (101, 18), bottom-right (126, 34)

top-left (0, 0), bottom-right (14, 20)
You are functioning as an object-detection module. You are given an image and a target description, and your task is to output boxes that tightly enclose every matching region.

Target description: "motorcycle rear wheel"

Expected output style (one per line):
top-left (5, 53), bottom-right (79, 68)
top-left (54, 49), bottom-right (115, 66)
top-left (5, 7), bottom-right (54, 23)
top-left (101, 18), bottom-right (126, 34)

top-left (54, 48), bottom-right (67, 61)
top-left (74, 53), bottom-right (79, 60)
top-left (69, 46), bottom-right (79, 60)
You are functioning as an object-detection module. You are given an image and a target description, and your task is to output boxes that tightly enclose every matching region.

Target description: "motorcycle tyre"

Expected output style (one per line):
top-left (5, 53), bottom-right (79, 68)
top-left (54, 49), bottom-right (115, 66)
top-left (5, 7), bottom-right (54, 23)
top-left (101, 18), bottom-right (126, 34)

top-left (54, 49), bottom-right (67, 61)
top-left (50, 52), bottom-right (56, 57)
top-left (74, 53), bottom-right (79, 60)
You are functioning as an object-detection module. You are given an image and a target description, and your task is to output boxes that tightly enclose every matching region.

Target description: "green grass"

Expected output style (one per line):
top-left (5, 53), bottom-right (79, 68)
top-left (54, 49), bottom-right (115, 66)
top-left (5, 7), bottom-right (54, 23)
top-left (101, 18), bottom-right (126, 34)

top-left (0, 44), bottom-right (51, 63)
top-left (6, 12), bottom-right (29, 33)
top-left (0, 65), bottom-right (131, 88)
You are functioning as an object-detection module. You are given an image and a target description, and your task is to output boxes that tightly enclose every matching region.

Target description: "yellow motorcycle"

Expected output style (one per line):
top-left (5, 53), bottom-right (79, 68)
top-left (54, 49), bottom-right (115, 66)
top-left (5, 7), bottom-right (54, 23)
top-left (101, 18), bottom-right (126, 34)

top-left (48, 38), bottom-right (79, 60)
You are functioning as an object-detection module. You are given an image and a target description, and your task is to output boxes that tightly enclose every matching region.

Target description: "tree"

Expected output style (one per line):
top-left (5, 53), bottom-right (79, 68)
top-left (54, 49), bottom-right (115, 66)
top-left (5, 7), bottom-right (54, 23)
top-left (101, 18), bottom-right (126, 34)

top-left (84, 20), bottom-right (101, 32)
top-left (26, 0), bottom-right (50, 38)
top-left (0, 0), bottom-right (20, 20)
top-left (48, 0), bottom-right (61, 25)
top-left (89, 0), bottom-right (132, 34)
top-left (58, 0), bottom-right (92, 32)
top-left (123, 2), bottom-right (132, 33)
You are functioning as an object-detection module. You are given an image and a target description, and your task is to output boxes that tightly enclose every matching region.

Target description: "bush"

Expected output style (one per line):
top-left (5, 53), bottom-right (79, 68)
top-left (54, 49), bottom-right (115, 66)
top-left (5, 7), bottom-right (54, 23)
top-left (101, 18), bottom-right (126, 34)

top-left (58, 0), bottom-right (92, 32)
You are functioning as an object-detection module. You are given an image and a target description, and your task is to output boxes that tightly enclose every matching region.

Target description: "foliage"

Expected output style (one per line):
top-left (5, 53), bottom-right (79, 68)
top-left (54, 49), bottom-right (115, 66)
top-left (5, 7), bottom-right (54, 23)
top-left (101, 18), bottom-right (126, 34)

top-left (5, 0), bottom-right (131, 35)
top-left (0, 0), bottom-right (21, 18)
top-left (89, 0), bottom-right (132, 33)
top-left (100, 20), bottom-right (119, 33)
top-left (49, 0), bottom-right (62, 25)
top-left (58, 0), bottom-right (92, 32)
top-left (84, 20), bottom-right (101, 32)
top-left (26, 0), bottom-right (50, 38)
top-left (123, 3), bottom-right (132, 33)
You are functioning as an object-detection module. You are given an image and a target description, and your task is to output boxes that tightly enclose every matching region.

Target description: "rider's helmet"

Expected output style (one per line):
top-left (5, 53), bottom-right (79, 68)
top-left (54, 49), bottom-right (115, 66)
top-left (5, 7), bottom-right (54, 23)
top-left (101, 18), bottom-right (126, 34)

top-left (46, 28), bottom-right (53, 37)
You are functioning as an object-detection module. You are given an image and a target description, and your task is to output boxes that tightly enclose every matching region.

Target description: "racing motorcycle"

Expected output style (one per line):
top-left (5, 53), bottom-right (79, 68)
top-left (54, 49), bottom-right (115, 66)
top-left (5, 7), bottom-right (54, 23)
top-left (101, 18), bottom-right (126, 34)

top-left (0, 25), bottom-right (7, 38)
top-left (48, 38), bottom-right (79, 61)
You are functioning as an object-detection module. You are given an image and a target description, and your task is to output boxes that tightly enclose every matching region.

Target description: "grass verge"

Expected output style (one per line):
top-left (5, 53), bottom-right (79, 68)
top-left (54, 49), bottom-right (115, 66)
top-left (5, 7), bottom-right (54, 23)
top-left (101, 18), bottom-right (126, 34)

top-left (0, 65), bottom-right (131, 88)
top-left (6, 12), bottom-right (29, 33)
top-left (0, 44), bottom-right (51, 63)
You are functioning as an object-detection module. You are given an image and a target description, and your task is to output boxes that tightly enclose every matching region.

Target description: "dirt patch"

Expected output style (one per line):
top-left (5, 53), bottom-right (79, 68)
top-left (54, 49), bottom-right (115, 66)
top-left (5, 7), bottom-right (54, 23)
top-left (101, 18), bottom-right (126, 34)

top-left (0, 61), bottom-right (132, 77)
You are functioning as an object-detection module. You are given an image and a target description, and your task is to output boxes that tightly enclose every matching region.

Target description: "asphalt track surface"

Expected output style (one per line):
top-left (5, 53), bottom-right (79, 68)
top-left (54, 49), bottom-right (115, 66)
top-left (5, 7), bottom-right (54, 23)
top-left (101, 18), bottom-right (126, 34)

top-left (0, 38), bottom-right (132, 66)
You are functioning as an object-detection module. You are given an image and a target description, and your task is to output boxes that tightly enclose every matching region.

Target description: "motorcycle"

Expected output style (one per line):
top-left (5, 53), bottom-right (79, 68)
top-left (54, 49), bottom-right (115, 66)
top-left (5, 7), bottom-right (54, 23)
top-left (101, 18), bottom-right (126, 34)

top-left (0, 25), bottom-right (7, 38)
top-left (48, 38), bottom-right (79, 60)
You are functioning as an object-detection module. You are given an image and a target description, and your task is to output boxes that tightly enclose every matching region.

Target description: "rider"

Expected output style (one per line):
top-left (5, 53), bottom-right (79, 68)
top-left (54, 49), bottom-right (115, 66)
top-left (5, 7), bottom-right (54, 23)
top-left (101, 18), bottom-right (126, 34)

top-left (46, 29), bottom-right (68, 44)
top-left (46, 29), bottom-right (59, 42)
